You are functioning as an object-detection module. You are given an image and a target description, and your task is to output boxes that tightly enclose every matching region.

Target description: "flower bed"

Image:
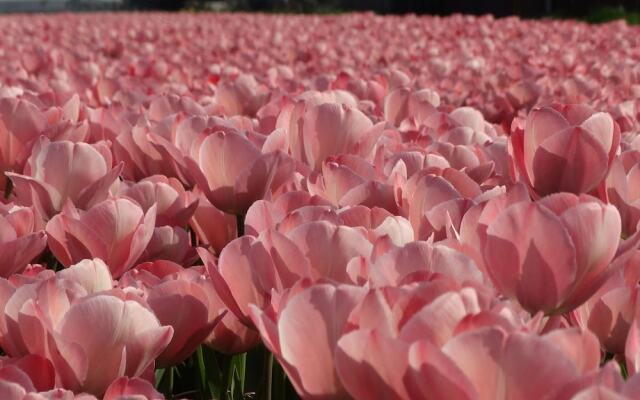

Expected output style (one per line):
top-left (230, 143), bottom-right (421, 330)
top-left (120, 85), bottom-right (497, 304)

top-left (1, 11), bottom-right (640, 400)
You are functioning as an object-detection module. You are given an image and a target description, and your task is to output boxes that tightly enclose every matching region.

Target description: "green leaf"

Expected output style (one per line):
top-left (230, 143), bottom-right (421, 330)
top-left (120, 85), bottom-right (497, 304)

top-left (155, 368), bottom-right (166, 388)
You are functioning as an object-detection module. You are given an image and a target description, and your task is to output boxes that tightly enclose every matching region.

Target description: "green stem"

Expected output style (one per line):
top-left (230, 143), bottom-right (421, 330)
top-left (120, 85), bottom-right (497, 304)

top-left (168, 366), bottom-right (174, 395)
top-left (156, 366), bottom-right (174, 398)
top-left (155, 368), bottom-right (165, 388)
top-left (196, 346), bottom-right (207, 395)
top-left (226, 355), bottom-right (236, 399)
top-left (620, 359), bottom-right (629, 379)
top-left (236, 352), bottom-right (246, 394)
top-left (265, 351), bottom-right (274, 400)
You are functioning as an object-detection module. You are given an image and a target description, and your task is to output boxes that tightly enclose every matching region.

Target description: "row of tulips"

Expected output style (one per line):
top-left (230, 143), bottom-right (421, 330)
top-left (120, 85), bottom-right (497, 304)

top-left (2, 11), bottom-right (640, 400)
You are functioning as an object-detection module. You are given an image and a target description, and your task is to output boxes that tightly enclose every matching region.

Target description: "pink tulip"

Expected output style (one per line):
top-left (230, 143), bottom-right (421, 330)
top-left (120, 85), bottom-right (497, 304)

top-left (307, 157), bottom-right (398, 212)
top-left (625, 309), bottom-right (640, 376)
top-left (119, 175), bottom-right (198, 227)
top-left (147, 94), bottom-right (205, 122)
top-left (286, 220), bottom-right (373, 283)
top-left (333, 285), bottom-right (494, 400)
top-left (9, 11), bottom-right (640, 399)
top-left (456, 183), bottom-right (532, 275)
top-left (333, 282), bottom-right (547, 400)
top-left (46, 199), bottom-right (156, 278)
top-left (276, 99), bottom-right (385, 170)
top-left (7, 137), bottom-right (122, 220)
top-left (43, 95), bottom-right (91, 143)
top-left (395, 168), bottom-right (481, 240)
top-left (214, 74), bottom-right (269, 117)
top-left (102, 377), bottom-right (163, 400)
top-left (0, 355), bottom-right (55, 397)
top-left (198, 264), bottom-right (261, 354)
top-left (511, 104), bottom-right (620, 196)
top-left (552, 362), bottom-right (640, 400)
top-left (55, 258), bottom-right (115, 294)
top-left (113, 123), bottom-right (188, 184)
top-left (361, 240), bottom-right (485, 288)
top-left (244, 191), bottom-right (331, 236)
top-left (201, 228), bottom-right (312, 326)
top-left (185, 129), bottom-right (293, 214)
top-left (0, 259), bottom-right (114, 358)
top-left (119, 261), bottom-right (224, 367)
top-left (427, 138), bottom-right (502, 185)
top-left (482, 193), bottom-right (622, 314)
top-left (0, 265), bottom-right (172, 395)
top-left (605, 150), bottom-right (640, 237)
top-left (337, 205), bottom-right (414, 246)
top-left (250, 283), bottom-right (365, 399)
top-left (43, 291), bottom-right (172, 394)
top-left (138, 226), bottom-right (197, 265)
top-left (0, 98), bottom-right (46, 190)
top-left (0, 204), bottom-right (47, 277)
top-left (146, 115), bottom-right (253, 188)
top-left (188, 191), bottom-right (237, 254)
top-left (571, 259), bottom-right (639, 356)
top-left (259, 204), bottom-right (341, 236)
top-left (407, 327), bottom-right (600, 400)
top-left (383, 87), bottom-right (440, 127)
top-left (336, 328), bottom-right (410, 400)
top-left (7, 264), bottom-right (55, 287)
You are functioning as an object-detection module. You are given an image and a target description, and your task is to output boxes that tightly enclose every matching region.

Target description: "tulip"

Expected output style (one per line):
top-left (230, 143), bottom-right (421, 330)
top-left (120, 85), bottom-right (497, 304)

top-left (243, 191), bottom-right (331, 236)
top-left (0, 204), bottom-right (46, 277)
top-left (0, 355), bottom-right (55, 397)
top-left (0, 269), bottom-right (172, 395)
top-left (407, 327), bottom-right (600, 400)
top-left (119, 175), bottom-right (198, 227)
top-left (511, 104), bottom-right (620, 196)
top-left (482, 193), bottom-right (622, 314)
top-left (188, 191), bottom-right (237, 254)
top-left (43, 95), bottom-right (92, 143)
top-left (383, 87), bottom-right (440, 126)
top-left (185, 130), bottom-right (293, 214)
top-left (276, 99), bottom-right (385, 171)
top-left (285, 220), bottom-right (373, 283)
top-left (334, 285), bottom-right (489, 400)
top-left (138, 226), bottom-right (197, 265)
top-left (214, 74), bottom-right (269, 117)
top-left (250, 283), bottom-right (365, 399)
top-left (113, 124), bottom-right (187, 184)
top-left (147, 94), bottom-right (205, 122)
top-left (0, 98), bottom-right (46, 191)
top-left (395, 168), bottom-right (481, 240)
top-left (7, 137), bottom-right (122, 220)
top-left (361, 240), bottom-right (484, 288)
top-left (43, 291), bottom-right (172, 395)
top-left (46, 199), bottom-right (156, 278)
top-left (337, 205), bottom-right (413, 247)
top-left (119, 261), bottom-right (224, 367)
top-left (605, 150), bottom-right (640, 237)
top-left (0, 259), bottom-right (114, 358)
top-left (201, 229), bottom-right (312, 326)
top-left (103, 377), bottom-right (164, 400)
top-left (571, 255), bottom-right (639, 356)
top-left (307, 157), bottom-right (398, 213)
top-left (146, 115), bottom-right (254, 188)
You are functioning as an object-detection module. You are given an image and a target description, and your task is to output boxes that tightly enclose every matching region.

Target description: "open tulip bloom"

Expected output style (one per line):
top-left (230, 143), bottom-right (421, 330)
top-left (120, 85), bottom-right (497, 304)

top-left (3, 10), bottom-right (640, 400)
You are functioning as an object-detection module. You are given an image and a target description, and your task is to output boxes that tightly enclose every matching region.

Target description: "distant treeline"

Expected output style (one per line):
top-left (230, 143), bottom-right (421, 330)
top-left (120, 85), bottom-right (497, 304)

top-left (338, 0), bottom-right (640, 17)
top-left (126, 0), bottom-right (640, 20)
top-left (124, 0), bottom-right (187, 10)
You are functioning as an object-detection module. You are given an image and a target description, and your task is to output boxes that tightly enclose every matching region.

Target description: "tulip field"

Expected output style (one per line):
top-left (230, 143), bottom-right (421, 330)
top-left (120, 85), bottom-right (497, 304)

top-left (3, 9), bottom-right (640, 399)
